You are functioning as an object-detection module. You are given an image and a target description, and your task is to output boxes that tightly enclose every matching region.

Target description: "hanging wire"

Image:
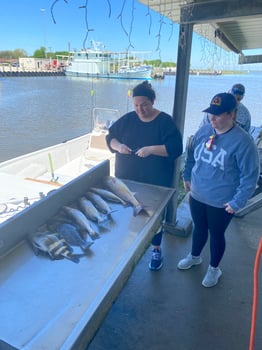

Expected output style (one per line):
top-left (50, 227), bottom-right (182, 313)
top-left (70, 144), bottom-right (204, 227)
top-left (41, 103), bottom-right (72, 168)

top-left (155, 14), bottom-right (166, 61)
top-left (127, 0), bottom-right (135, 50)
top-left (51, 0), bottom-right (176, 67)
top-left (50, 0), bottom-right (171, 64)
top-left (106, 0), bottom-right (112, 17)
top-left (117, 0), bottom-right (129, 37)
top-left (51, 0), bottom-right (68, 24)
top-left (145, 0), bottom-right (152, 35)
top-left (168, 21), bottom-right (174, 42)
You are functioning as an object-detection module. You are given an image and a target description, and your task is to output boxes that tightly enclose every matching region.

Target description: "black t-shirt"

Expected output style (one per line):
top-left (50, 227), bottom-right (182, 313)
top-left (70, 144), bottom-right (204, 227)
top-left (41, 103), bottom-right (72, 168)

top-left (106, 111), bottom-right (183, 187)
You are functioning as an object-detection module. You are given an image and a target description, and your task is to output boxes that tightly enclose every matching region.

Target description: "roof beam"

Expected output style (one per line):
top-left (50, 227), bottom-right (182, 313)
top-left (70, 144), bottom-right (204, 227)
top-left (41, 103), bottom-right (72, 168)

top-left (214, 29), bottom-right (241, 54)
top-left (181, 0), bottom-right (262, 24)
top-left (238, 54), bottom-right (262, 64)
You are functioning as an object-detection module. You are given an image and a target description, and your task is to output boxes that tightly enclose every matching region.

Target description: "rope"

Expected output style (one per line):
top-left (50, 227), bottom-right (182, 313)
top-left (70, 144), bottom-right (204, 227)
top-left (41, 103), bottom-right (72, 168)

top-left (249, 237), bottom-right (262, 350)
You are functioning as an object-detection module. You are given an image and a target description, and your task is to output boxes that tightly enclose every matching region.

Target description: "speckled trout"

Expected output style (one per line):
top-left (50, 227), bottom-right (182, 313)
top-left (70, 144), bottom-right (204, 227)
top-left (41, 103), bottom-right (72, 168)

top-left (103, 176), bottom-right (143, 216)
top-left (90, 187), bottom-right (126, 205)
top-left (63, 206), bottom-right (100, 240)
top-left (85, 191), bottom-right (113, 216)
top-left (78, 197), bottom-right (107, 224)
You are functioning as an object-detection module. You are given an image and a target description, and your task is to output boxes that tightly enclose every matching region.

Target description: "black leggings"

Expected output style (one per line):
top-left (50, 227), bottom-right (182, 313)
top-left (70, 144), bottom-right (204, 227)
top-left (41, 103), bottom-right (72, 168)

top-left (151, 230), bottom-right (163, 246)
top-left (190, 195), bottom-right (233, 267)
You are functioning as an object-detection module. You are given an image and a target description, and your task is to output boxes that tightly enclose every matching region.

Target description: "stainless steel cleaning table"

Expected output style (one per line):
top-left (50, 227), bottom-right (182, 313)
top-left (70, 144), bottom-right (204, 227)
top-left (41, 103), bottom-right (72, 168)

top-left (0, 160), bottom-right (175, 350)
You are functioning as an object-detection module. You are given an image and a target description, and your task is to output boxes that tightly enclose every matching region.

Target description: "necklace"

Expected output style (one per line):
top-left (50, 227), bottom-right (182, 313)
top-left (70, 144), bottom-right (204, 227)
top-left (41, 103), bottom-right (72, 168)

top-left (205, 124), bottom-right (235, 150)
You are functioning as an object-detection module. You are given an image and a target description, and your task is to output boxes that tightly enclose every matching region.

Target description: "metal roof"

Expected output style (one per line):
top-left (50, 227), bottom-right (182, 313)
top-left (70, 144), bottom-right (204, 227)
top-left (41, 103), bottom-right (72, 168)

top-left (138, 0), bottom-right (262, 64)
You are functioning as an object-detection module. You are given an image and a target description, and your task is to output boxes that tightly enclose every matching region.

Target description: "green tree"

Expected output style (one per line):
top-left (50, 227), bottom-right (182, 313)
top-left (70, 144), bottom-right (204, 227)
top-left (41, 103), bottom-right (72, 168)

top-left (33, 47), bottom-right (47, 58)
top-left (12, 49), bottom-right (27, 58)
top-left (0, 49), bottom-right (27, 59)
top-left (53, 51), bottom-right (70, 58)
top-left (0, 50), bottom-right (13, 59)
top-left (161, 61), bottom-right (176, 68)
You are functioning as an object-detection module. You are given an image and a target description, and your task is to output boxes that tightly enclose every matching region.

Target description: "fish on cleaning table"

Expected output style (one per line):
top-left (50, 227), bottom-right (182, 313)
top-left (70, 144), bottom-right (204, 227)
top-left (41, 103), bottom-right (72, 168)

top-left (85, 191), bottom-right (113, 216)
top-left (30, 231), bottom-right (80, 263)
top-left (79, 197), bottom-right (107, 224)
top-left (90, 187), bottom-right (126, 205)
top-left (63, 206), bottom-right (100, 240)
top-left (103, 176), bottom-right (144, 216)
top-left (53, 223), bottom-right (94, 252)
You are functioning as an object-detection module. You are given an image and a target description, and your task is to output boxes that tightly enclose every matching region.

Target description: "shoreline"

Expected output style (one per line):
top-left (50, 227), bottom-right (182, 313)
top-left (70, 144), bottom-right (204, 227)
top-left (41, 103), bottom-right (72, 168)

top-left (0, 70), bottom-right (65, 77)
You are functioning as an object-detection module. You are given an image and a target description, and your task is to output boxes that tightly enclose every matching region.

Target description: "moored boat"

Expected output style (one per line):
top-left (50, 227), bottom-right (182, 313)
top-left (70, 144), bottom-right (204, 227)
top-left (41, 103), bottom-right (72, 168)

top-left (65, 40), bottom-right (152, 80)
top-left (0, 108), bottom-right (120, 223)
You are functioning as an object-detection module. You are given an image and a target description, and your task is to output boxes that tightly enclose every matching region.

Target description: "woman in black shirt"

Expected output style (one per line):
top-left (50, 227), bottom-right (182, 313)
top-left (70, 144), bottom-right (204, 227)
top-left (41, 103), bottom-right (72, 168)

top-left (106, 81), bottom-right (183, 270)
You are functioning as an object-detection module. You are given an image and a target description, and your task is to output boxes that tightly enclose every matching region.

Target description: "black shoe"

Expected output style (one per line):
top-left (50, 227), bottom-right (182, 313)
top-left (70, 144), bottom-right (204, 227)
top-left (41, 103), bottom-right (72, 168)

top-left (149, 248), bottom-right (163, 271)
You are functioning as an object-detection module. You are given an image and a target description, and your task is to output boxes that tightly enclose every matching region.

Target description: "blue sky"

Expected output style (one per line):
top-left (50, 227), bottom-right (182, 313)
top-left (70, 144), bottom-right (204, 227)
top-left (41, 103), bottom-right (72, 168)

top-left (1, 0), bottom-right (261, 70)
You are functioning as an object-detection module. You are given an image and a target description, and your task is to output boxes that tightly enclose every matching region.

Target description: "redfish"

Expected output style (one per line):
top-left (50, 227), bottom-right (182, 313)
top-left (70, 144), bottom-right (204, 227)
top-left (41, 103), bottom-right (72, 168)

top-left (63, 206), bottom-right (100, 240)
top-left (103, 176), bottom-right (143, 216)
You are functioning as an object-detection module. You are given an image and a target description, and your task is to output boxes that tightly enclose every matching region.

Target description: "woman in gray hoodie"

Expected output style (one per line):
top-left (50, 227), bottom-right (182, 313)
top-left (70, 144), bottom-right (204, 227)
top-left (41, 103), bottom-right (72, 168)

top-left (178, 92), bottom-right (259, 287)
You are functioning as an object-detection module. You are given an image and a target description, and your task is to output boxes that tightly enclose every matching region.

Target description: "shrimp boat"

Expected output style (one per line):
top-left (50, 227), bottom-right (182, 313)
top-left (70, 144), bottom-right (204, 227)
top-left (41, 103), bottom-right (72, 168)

top-left (0, 108), bottom-right (120, 224)
top-left (65, 40), bottom-right (152, 80)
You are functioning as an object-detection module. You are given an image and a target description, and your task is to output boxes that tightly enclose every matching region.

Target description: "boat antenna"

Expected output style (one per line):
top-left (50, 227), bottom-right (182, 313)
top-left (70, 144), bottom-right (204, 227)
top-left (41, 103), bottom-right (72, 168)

top-left (48, 153), bottom-right (59, 182)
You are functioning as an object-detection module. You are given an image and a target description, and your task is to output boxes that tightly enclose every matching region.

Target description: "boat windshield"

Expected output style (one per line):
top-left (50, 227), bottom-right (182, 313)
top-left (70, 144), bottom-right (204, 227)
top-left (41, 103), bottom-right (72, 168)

top-left (92, 108), bottom-right (120, 133)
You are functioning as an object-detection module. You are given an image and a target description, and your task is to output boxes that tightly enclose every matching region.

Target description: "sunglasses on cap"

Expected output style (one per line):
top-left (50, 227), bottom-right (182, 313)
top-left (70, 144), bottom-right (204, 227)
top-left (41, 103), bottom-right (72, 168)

top-left (232, 87), bottom-right (244, 96)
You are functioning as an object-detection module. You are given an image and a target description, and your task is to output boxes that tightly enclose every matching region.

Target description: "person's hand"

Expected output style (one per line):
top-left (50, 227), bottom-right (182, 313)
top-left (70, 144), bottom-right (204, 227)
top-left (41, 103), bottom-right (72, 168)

top-left (183, 181), bottom-right (191, 191)
top-left (118, 143), bottom-right (132, 154)
top-left (135, 146), bottom-right (151, 158)
top-left (224, 203), bottom-right (235, 214)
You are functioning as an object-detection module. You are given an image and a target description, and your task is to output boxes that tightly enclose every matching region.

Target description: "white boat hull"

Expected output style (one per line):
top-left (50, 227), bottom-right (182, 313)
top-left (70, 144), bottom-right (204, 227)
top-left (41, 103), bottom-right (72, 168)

top-left (65, 43), bottom-right (152, 80)
top-left (0, 108), bottom-right (120, 223)
top-left (65, 67), bottom-right (152, 80)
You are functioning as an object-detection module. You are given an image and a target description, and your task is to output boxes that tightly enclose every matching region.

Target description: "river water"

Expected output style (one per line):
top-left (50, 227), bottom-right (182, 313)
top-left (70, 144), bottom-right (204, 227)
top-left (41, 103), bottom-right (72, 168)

top-left (0, 73), bottom-right (261, 162)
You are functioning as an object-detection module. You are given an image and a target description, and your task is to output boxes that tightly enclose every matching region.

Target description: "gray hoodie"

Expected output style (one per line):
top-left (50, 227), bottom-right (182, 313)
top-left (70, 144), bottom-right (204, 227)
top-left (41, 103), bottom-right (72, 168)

top-left (183, 123), bottom-right (259, 211)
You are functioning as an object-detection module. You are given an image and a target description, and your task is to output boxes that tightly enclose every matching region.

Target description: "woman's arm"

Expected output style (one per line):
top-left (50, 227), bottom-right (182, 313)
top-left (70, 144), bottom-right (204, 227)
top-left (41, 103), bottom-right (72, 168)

top-left (135, 145), bottom-right (168, 158)
top-left (110, 138), bottom-right (132, 154)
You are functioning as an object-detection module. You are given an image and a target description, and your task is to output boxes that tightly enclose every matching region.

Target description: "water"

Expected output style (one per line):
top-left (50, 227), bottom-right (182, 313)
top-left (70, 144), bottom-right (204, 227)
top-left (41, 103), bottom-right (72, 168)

top-left (0, 74), bottom-right (261, 162)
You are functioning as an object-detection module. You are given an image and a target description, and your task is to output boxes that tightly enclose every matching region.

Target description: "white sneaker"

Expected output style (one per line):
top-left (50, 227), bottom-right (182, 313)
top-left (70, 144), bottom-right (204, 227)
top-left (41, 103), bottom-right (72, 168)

top-left (202, 265), bottom-right (222, 288)
top-left (177, 253), bottom-right (202, 270)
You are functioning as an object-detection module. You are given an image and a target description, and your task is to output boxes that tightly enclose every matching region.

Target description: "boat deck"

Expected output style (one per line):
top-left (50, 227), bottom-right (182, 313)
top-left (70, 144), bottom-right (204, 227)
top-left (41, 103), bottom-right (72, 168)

top-left (87, 205), bottom-right (262, 350)
top-left (0, 141), bottom-right (116, 224)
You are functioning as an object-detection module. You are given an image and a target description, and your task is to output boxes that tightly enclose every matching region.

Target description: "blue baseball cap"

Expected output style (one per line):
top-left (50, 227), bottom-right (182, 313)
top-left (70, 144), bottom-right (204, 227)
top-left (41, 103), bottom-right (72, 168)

top-left (203, 92), bottom-right (237, 115)
top-left (231, 83), bottom-right (245, 96)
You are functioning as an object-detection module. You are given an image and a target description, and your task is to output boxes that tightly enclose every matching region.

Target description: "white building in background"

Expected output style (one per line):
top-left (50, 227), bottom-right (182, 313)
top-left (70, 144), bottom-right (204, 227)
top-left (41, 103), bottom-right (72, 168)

top-left (18, 58), bottom-right (66, 71)
top-left (19, 58), bottom-right (42, 70)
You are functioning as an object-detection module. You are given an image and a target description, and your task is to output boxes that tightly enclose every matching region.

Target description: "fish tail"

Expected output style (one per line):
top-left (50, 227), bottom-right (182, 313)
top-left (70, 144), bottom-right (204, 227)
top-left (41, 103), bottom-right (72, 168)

top-left (133, 205), bottom-right (144, 217)
top-left (62, 253), bottom-right (80, 263)
top-left (97, 214), bottom-right (110, 225)
top-left (88, 231), bottom-right (100, 240)
top-left (81, 241), bottom-right (94, 252)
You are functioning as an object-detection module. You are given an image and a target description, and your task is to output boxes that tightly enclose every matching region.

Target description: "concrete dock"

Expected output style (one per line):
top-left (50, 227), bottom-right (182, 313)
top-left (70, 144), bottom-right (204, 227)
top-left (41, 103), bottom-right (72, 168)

top-left (87, 205), bottom-right (262, 350)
